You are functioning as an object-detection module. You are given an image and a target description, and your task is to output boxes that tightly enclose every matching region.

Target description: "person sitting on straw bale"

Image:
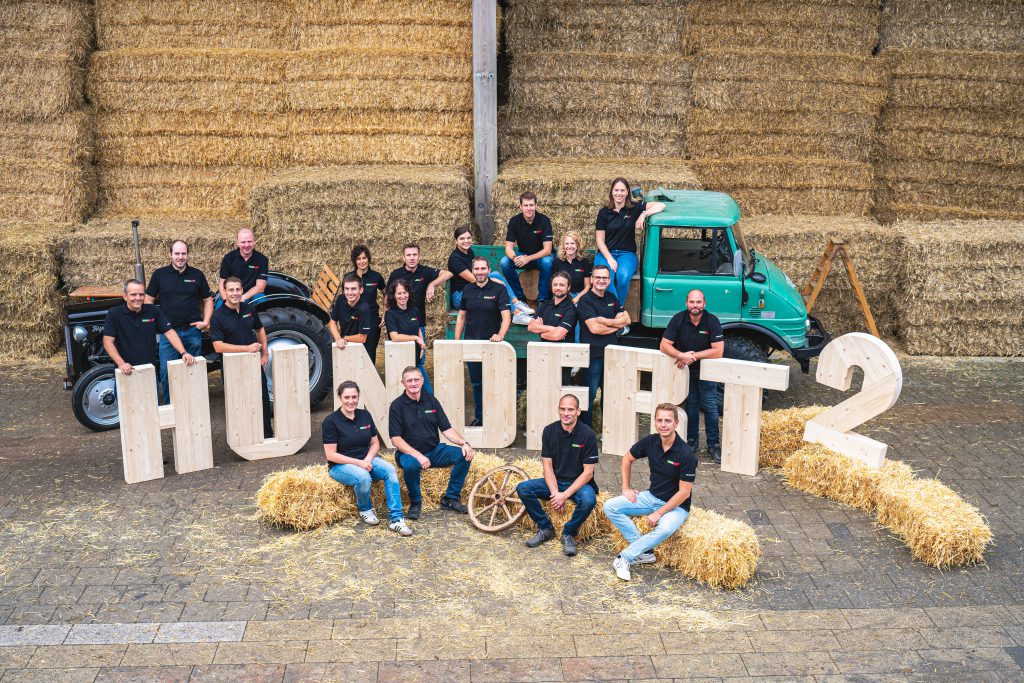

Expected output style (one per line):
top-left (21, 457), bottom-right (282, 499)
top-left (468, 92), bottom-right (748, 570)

top-left (329, 273), bottom-right (373, 360)
top-left (455, 256), bottom-right (511, 427)
top-left (516, 394), bottom-right (599, 557)
top-left (448, 225), bottom-right (530, 326)
top-left (604, 403), bottom-right (697, 581)
top-left (389, 366), bottom-right (475, 520)
top-left (345, 245), bottom-right (386, 363)
top-left (386, 243), bottom-right (453, 339)
top-left (577, 264), bottom-right (629, 429)
top-left (217, 228), bottom-right (268, 306)
top-left (500, 191), bottom-right (557, 315)
top-left (324, 380), bottom-right (412, 536)
top-left (659, 289), bottom-right (724, 463)
top-left (384, 280), bottom-right (432, 394)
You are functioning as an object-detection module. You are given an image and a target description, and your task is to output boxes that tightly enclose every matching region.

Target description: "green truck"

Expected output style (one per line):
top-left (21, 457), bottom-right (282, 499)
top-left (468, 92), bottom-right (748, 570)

top-left (447, 188), bottom-right (829, 372)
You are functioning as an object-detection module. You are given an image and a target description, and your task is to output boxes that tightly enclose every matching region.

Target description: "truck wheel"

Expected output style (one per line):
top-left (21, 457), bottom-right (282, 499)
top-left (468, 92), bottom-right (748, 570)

top-left (72, 364), bottom-right (120, 431)
top-left (261, 307), bottom-right (332, 409)
top-left (717, 336), bottom-right (770, 405)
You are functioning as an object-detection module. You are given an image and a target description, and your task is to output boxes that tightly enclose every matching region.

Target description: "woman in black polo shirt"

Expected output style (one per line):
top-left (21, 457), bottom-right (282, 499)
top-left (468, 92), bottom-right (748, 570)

top-left (345, 245), bottom-right (385, 362)
top-left (594, 177), bottom-right (665, 311)
top-left (447, 225), bottom-right (529, 325)
top-left (384, 279), bottom-right (433, 394)
top-left (554, 230), bottom-right (592, 305)
top-left (324, 381), bottom-right (411, 535)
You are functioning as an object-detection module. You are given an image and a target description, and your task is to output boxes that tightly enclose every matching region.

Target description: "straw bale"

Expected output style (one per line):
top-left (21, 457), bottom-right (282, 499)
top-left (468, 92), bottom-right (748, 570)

top-left (694, 81), bottom-right (883, 116)
top-left (297, 0), bottom-right (472, 26)
top-left (877, 203), bottom-right (1024, 224)
top-left (874, 180), bottom-right (1024, 216)
top-left (0, 321), bottom-right (60, 359)
top-left (509, 457), bottom-right (612, 542)
top-left (288, 80), bottom-right (471, 114)
top-left (256, 465), bottom-right (360, 531)
top-left (0, 111), bottom-right (92, 164)
top-left (875, 159), bottom-right (1024, 190)
top-left (615, 508), bottom-right (761, 589)
top-left (898, 325), bottom-right (1024, 356)
top-left (783, 443), bottom-right (916, 512)
top-left (877, 129), bottom-right (1024, 167)
top-left (879, 107), bottom-right (1024, 138)
top-left (759, 406), bottom-right (829, 468)
top-left (0, 158), bottom-right (95, 224)
top-left (297, 24), bottom-right (472, 52)
top-left (0, 223), bottom-right (63, 324)
top-left (695, 49), bottom-right (883, 87)
top-left (875, 476), bottom-right (993, 567)
top-left (883, 48), bottom-right (1024, 81)
top-left (0, 0), bottom-right (92, 63)
top-left (287, 48), bottom-right (469, 82)
top-left (95, 165), bottom-right (269, 219)
top-left (0, 51), bottom-right (85, 119)
top-left (887, 76), bottom-right (1024, 111)
top-left (880, 2), bottom-right (1024, 52)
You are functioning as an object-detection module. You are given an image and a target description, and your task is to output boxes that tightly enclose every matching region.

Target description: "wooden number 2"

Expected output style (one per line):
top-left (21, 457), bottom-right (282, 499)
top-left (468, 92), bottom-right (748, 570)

top-left (804, 333), bottom-right (903, 468)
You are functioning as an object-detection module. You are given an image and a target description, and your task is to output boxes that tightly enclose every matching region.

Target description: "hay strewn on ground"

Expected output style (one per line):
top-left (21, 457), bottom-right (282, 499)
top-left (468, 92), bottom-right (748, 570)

top-left (759, 406), bottom-right (828, 468)
top-left (880, 0), bottom-right (1024, 52)
top-left (0, 223), bottom-right (64, 358)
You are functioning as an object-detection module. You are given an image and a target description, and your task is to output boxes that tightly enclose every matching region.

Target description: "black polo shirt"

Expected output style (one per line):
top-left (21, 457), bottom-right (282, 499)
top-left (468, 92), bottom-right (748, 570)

top-left (596, 201), bottom-right (647, 253)
top-left (446, 247), bottom-right (475, 294)
top-left (576, 289), bottom-right (623, 359)
top-left (536, 296), bottom-right (577, 341)
top-left (554, 256), bottom-right (591, 294)
top-left (384, 305), bottom-right (422, 337)
top-left (387, 264), bottom-right (441, 326)
top-left (209, 301), bottom-right (263, 346)
top-left (541, 420), bottom-right (599, 489)
top-left (102, 303), bottom-right (172, 367)
top-left (663, 310), bottom-right (725, 377)
top-left (145, 265), bottom-right (213, 328)
top-left (331, 296), bottom-right (373, 339)
top-left (459, 279), bottom-right (509, 340)
top-left (505, 212), bottom-right (553, 256)
top-left (389, 391), bottom-right (452, 454)
top-left (219, 248), bottom-right (269, 292)
top-left (322, 408), bottom-right (378, 460)
top-left (630, 433), bottom-right (697, 509)
top-left (344, 269), bottom-right (385, 317)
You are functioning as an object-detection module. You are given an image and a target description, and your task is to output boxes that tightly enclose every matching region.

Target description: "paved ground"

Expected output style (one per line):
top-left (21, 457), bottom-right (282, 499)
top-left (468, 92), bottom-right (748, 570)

top-left (0, 355), bottom-right (1022, 681)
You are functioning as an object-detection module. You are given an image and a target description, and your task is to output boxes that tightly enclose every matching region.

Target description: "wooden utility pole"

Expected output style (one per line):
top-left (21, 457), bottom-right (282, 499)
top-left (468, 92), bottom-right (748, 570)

top-left (472, 0), bottom-right (498, 242)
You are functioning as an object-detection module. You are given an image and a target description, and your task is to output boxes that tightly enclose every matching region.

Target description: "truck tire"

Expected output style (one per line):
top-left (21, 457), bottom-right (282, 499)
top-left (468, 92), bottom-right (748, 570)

top-left (72, 364), bottom-right (120, 431)
top-left (717, 336), bottom-right (770, 405)
top-left (260, 307), bottom-right (332, 409)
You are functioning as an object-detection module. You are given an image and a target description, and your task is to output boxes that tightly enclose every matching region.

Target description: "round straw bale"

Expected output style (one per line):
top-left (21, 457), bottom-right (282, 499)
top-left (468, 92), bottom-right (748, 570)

top-left (758, 406), bottom-right (828, 468)
top-left (255, 465), bottom-right (359, 531)
top-left (782, 443), bottom-right (915, 512)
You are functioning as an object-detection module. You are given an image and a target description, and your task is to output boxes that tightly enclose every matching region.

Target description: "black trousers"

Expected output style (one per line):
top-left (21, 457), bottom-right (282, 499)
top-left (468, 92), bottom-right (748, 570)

top-left (365, 316), bottom-right (382, 364)
top-left (260, 368), bottom-right (273, 437)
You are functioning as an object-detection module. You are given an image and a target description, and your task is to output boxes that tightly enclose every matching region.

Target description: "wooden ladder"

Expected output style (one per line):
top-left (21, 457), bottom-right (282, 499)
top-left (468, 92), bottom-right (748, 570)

top-left (801, 238), bottom-right (879, 337)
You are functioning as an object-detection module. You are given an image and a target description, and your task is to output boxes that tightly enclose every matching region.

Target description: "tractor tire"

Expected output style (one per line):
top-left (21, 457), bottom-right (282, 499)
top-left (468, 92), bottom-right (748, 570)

top-left (72, 364), bottom-right (120, 431)
top-left (717, 335), bottom-right (771, 405)
top-left (260, 307), bottom-right (333, 409)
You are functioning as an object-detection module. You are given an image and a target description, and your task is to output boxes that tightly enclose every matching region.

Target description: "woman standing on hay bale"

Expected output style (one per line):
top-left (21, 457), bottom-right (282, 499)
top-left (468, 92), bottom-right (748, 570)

top-left (345, 245), bottom-right (385, 364)
top-left (323, 380), bottom-right (412, 536)
top-left (448, 225), bottom-right (531, 326)
top-left (384, 280), bottom-right (432, 395)
top-left (594, 177), bottom-right (665, 328)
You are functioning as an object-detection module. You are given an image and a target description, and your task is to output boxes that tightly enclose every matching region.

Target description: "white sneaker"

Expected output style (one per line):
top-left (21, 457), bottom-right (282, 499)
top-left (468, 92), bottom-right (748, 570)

top-left (514, 300), bottom-right (535, 315)
top-left (389, 519), bottom-right (413, 536)
top-left (613, 554), bottom-right (632, 581)
top-left (621, 325), bottom-right (631, 336)
top-left (359, 509), bottom-right (380, 526)
top-left (633, 551), bottom-right (657, 565)
top-left (569, 366), bottom-right (581, 378)
top-left (512, 311), bottom-right (533, 326)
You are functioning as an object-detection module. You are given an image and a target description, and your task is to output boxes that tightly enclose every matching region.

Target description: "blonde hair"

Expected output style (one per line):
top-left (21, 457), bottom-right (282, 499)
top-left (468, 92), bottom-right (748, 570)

top-left (557, 230), bottom-right (587, 261)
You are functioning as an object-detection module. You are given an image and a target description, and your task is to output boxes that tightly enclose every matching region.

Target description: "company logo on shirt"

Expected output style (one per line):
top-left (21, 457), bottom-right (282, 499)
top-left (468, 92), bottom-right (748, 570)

top-left (571, 443), bottom-right (582, 449)
top-left (555, 313), bottom-right (563, 318)
top-left (699, 330), bottom-right (708, 335)
top-left (413, 277), bottom-right (424, 283)
top-left (366, 283), bottom-right (377, 288)
top-left (248, 264), bottom-right (258, 269)
top-left (350, 315), bottom-right (359, 320)
top-left (359, 424), bottom-right (371, 430)
top-left (532, 229), bottom-right (542, 234)
top-left (183, 278), bottom-right (196, 283)
top-left (242, 313), bottom-right (252, 319)
top-left (142, 317), bottom-right (155, 323)
top-left (410, 316), bottom-right (418, 322)
top-left (424, 409), bottom-right (437, 414)
top-left (483, 295), bottom-right (496, 300)
top-left (574, 268), bottom-right (583, 273)
top-left (667, 459), bottom-right (681, 466)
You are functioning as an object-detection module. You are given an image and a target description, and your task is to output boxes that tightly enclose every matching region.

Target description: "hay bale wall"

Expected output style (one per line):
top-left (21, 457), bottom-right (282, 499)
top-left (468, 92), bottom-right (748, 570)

top-left (880, 0), bottom-right (1024, 53)
top-left (0, 223), bottom-right (65, 358)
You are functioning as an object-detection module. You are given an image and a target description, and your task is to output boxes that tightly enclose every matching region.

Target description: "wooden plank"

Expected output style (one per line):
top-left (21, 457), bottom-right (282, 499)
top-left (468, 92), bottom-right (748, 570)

top-left (384, 341), bottom-right (416, 402)
top-left (472, 0), bottom-right (497, 242)
top-left (434, 340), bottom-right (516, 448)
top-left (433, 340), bottom-right (468, 440)
top-left (115, 364), bottom-right (163, 484)
top-left (223, 352), bottom-right (263, 450)
top-left (270, 345), bottom-right (310, 443)
top-left (167, 358), bottom-right (213, 474)
top-left (525, 342), bottom-right (589, 451)
top-left (157, 405), bottom-right (175, 429)
top-left (69, 285), bottom-right (122, 300)
top-left (719, 384), bottom-right (764, 477)
top-left (334, 343), bottom-right (387, 447)
top-left (699, 358), bottom-right (790, 392)
top-left (602, 346), bottom-right (689, 456)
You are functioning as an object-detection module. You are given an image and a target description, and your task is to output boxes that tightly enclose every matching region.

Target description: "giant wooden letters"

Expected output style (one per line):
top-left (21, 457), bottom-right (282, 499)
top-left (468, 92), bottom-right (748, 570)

top-left (331, 341), bottom-right (415, 448)
top-left (525, 342), bottom-right (589, 450)
top-left (434, 340), bottom-right (517, 448)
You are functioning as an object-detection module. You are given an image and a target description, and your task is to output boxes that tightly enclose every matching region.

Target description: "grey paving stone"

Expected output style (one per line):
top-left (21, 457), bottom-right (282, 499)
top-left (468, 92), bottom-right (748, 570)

top-left (154, 622), bottom-right (246, 644)
top-left (0, 625), bottom-right (70, 646)
top-left (65, 623), bottom-right (161, 645)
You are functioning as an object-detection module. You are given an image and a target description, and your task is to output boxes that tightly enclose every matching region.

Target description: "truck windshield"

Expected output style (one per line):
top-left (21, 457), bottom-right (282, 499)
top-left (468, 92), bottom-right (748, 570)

top-left (730, 221), bottom-right (753, 274)
top-left (658, 227), bottom-right (735, 276)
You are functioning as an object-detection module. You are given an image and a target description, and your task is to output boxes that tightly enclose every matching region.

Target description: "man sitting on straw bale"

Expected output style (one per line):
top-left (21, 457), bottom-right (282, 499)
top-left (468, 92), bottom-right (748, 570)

top-left (604, 404), bottom-right (697, 581)
top-left (659, 289), bottom-right (724, 463)
top-left (217, 228), bottom-right (268, 306)
top-left (500, 191), bottom-right (555, 312)
top-left (455, 256), bottom-right (511, 427)
top-left (329, 273), bottom-right (374, 359)
top-left (577, 264), bottom-right (629, 428)
top-left (516, 394), bottom-right (599, 557)
top-left (389, 366), bottom-right (475, 520)
top-left (386, 243), bottom-right (453, 338)
top-left (145, 239), bottom-right (213, 404)
top-left (211, 276), bottom-right (273, 439)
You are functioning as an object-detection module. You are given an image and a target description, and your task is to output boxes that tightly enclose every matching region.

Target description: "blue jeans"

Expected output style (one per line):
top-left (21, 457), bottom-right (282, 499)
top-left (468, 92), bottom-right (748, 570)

top-left (603, 491), bottom-right (690, 563)
top-left (500, 252), bottom-right (555, 302)
top-left (467, 361), bottom-right (483, 423)
top-left (396, 442), bottom-right (471, 504)
top-left (452, 273), bottom-right (516, 312)
top-left (158, 326), bottom-right (203, 404)
top-left (685, 378), bottom-right (720, 449)
top-left (516, 478), bottom-right (597, 538)
top-left (581, 356), bottom-right (604, 428)
top-left (416, 326), bottom-right (433, 395)
top-left (594, 250), bottom-right (638, 303)
top-left (328, 458), bottom-right (404, 523)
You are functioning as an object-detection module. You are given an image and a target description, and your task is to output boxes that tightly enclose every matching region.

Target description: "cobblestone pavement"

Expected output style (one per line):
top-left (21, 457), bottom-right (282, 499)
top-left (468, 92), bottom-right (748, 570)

top-left (0, 355), bottom-right (1021, 681)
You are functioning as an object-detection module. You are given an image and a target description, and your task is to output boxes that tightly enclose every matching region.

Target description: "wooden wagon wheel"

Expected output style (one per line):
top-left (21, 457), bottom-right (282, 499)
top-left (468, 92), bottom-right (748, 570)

top-left (469, 465), bottom-right (529, 532)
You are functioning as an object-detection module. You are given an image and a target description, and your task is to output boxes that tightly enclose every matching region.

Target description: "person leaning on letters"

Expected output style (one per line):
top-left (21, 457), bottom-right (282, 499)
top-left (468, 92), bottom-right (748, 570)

top-left (455, 256), bottom-right (511, 427)
top-left (527, 271), bottom-right (578, 343)
top-left (217, 228), bottom-right (269, 305)
top-left (515, 394), bottom-right (598, 557)
top-left (576, 264), bottom-right (629, 428)
top-left (329, 273), bottom-right (374, 357)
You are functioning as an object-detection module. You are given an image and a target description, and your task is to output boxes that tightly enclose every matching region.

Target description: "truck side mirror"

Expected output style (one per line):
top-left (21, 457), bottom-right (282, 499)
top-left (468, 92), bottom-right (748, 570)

top-left (733, 250), bottom-right (745, 279)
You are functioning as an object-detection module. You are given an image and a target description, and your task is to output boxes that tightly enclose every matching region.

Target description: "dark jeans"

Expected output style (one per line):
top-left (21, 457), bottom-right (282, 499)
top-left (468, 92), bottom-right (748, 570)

top-left (467, 361), bottom-right (482, 423)
top-left (365, 316), bottom-right (381, 365)
top-left (395, 443), bottom-right (471, 504)
top-left (516, 478), bottom-right (597, 538)
top-left (500, 252), bottom-right (555, 302)
top-left (580, 356), bottom-right (604, 428)
top-left (685, 377), bottom-right (719, 449)
top-left (259, 367), bottom-right (273, 437)
top-left (158, 326), bottom-right (203, 404)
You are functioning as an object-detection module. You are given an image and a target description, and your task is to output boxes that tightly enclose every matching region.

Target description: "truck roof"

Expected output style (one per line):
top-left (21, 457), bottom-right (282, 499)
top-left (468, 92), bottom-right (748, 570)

top-left (644, 189), bottom-right (741, 228)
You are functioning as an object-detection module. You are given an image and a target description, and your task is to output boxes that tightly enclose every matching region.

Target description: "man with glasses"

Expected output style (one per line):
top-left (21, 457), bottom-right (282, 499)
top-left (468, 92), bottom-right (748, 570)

top-left (575, 264), bottom-right (629, 429)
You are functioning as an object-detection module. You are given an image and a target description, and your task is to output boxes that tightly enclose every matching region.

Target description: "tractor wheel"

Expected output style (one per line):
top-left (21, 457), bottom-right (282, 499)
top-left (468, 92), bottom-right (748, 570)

top-left (71, 364), bottom-right (120, 431)
top-left (260, 307), bottom-right (333, 409)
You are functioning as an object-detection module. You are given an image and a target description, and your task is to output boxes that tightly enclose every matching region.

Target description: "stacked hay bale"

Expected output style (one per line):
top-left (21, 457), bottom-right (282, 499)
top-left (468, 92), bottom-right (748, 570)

top-left (742, 215), bottom-right (901, 338)
top-left (0, 224), bottom-right (64, 358)
top-left (0, 0), bottom-right (94, 224)
top-left (894, 220), bottom-right (1024, 356)
top-left (879, 0), bottom-right (1024, 53)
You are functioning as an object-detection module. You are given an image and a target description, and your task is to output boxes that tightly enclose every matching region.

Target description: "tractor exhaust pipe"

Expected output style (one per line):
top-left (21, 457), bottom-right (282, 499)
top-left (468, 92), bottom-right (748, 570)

top-left (132, 219), bottom-right (145, 284)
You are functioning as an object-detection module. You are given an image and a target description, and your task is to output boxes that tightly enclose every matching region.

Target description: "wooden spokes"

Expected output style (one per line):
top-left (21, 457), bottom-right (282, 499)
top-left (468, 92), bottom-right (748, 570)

top-left (468, 465), bottom-right (529, 532)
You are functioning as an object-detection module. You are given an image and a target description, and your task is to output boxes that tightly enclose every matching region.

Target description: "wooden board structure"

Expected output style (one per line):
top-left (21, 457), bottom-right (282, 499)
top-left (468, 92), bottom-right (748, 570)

top-left (525, 342), bottom-right (589, 450)
top-left (115, 359), bottom-right (213, 484)
top-left (331, 341), bottom-right (415, 448)
top-left (602, 346), bottom-right (690, 456)
top-left (701, 358), bottom-right (790, 477)
top-left (803, 333), bottom-right (902, 468)
top-left (433, 340), bottom-right (517, 448)
top-left (222, 346), bottom-right (310, 460)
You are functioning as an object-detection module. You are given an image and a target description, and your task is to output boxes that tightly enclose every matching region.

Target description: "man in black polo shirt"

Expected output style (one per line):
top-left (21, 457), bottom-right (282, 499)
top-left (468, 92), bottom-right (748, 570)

top-left (500, 191), bottom-right (555, 309)
top-left (218, 228), bottom-right (269, 304)
top-left (329, 273), bottom-right (374, 358)
top-left (146, 239), bottom-right (213, 403)
top-left (389, 366), bottom-right (475, 520)
top-left (576, 264), bottom-right (630, 428)
top-left (659, 289), bottom-right (725, 462)
top-left (211, 276), bottom-right (273, 438)
top-left (527, 271), bottom-right (577, 342)
top-left (103, 279), bottom-right (195, 381)
top-left (516, 394), bottom-right (598, 557)
top-left (603, 403), bottom-right (697, 581)
top-left (455, 256), bottom-right (511, 426)
top-left (386, 243), bottom-right (452, 336)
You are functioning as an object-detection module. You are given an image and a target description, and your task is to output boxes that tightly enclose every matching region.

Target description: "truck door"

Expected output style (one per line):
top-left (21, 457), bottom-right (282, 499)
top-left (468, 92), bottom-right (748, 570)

top-left (648, 227), bottom-right (743, 327)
